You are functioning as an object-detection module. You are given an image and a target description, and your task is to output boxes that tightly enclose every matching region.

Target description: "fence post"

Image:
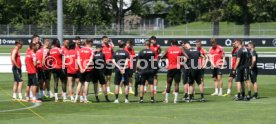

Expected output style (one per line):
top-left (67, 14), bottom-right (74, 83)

top-left (29, 25), bottom-right (31, 35)
top-left (185, 23), bottom-right (188, 35)
top-left (7, 25), bottom-right (9, 35)
top-left (259, 23), bottom-right (261, 36)
top-left (50, 24), bottom-right (53, 35)
top-left (72, 25), bottom-right (75, 35)
top-left (94, 25), bottom-right (97, 35)
top-left (234, 25), bottom-right (236, 35)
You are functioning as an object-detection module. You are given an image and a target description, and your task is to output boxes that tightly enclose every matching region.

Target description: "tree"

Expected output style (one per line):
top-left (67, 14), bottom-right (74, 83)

top-left (106, 0), bottom-right (152, 35)
top-left (202, 0), bottom-right (228, 36)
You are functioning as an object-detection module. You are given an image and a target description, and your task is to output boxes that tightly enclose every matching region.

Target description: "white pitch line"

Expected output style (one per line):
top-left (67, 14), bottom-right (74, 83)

top-left (0, 100), bottom-right (41, 113)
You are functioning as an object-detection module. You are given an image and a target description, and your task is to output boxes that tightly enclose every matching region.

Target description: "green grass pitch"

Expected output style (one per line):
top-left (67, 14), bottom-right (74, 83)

top-left (0, 73), bottom-right (276, 124)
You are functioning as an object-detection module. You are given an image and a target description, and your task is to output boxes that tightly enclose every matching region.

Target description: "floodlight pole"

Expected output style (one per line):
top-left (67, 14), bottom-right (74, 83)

top-left (57, 0), bottom-right (63, 45)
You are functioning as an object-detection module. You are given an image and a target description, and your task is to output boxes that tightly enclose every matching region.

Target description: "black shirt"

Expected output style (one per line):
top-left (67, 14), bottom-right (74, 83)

top-left (237, 47), bottom-right (248, 68)
top-left (93, 51), bottom-right (105, 70)
top-left (138, 49), bottom-right (155, 70)
top-left (185, 48), bottom-right (201, 68)
top-left (251, 50), bottom-right (258, 70)
top-left (245, 48), bottom-right (252, 68)
top-left (112, 49), bottom-right (130, 70)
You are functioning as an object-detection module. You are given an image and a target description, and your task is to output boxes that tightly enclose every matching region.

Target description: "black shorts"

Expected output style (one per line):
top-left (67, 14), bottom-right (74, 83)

top-left (67, 73), bottom-right (79, 79)
top-left (200, 69), bottom-right (205, 79)
top-left (37, 68), bottom-right (51, 82)
top-left (114, 69), bottom-right (130, 86)
top-left (182, 69), bottom-right (189, 84)
top-left (128, 69), bottom-right (134, 77)
top-left (189, 69), bottom-right (202, 85)
top-left (167, 69), bottom-right (181, 83)
top-left (52, 69), bottom-right (67, 83)
top-left (235, 67), bottom-right (248, 82)
top-left (80, 71), bottom-right (92, 83)
top-left (244, 67), bottom-right (250, 81)
top-left (135, 72), bottom-right (142, 85)
top-left (153, 60), bottom-right (159, 75)
top-left (91, 69), bottom-right (106, 85)
top-left (104, 63), bottom-right (113, 76)
top-left (28, 74), bottom-right (39, 86)
top-left (212, 68), bottom-right (223, 78)
top-left (12, 66), bottom-right (23, 82)
top-left (229, 69), bottom-right (236, 78)
top-left (250, 68), bottom-right (258, 83)
top-left (140, 70), bottom-right (155, 85)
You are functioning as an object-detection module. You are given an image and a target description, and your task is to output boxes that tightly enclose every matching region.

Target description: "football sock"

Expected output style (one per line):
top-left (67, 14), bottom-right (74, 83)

top-left (70, 96), bottom-right (74, 100)
top-left (129, 87), bottom-right (132, 91)
top-left (13, 93), bottom-right (16, 99)
top-left (154, 86), bottom-right (157, 91)
top-left (254, 92), bottom-right (258, 97)
top-left (75, 95), bottom-right (79, 101)
top-left (80, 96), bottom-right (84, 101)
top-left (105, 95), bottom-right (109, 101)
top-left (54, 93), bottom-right (58, 99)
top-left (219, 88), bottom-right (223, 94)
top-left (30, 91), bottom-right (33, 98)
top-left (241, 91), bottom-right (245, 98)
top-left (96, 96), bottom-right (99, 101)
top-left (189, 94), bottom-right (193, 99)
top-left (201, 93), bottom-right (204, 98)
top-left (18, 93), bottom-right (22, 99)
top-left (151, 97), bottom-right (154, 100)
top-left (248, 91), bottom-right (251, 97)
top-left (84, 96), bottom-right (87, 100)
top-left (174, 92), bottom-right (178, 101)
top-left (144, 86), bottom-right (147, 91)
top-left (184, 93), bottom-right (188, 98)
top-left (63, 92), bottom-right (67, 99)
top-left (125, 95), bottom-right (129, 100)
top-left (215, 88), bottom-right (218, 94)
top-left (140, 97), bottom-right (143, 100)
top-left (165, 93), bottom-right (169, 100)
top-left (227, 89), bottom-right (231, 94)
top-left (238, 93), bottom-right (241, 98)
top-left (42, 90), bottom-right (45, 96)
top-left (115, 94), bottom-right (119, 99)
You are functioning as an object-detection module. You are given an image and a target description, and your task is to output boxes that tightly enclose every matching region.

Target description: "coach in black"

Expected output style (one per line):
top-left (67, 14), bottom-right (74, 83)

top-left (233, 40), bottom-right (249, 101)
top-left (112, 41), bottom-right (130, 103)
top-left (136, 41), bottom-right (156, 103)
top-left (183, 42), bottom-right (206, 102)
top-left (92, 45), bottom-right (110, 102)
top-left (248, 42), bottom-right (259, 99)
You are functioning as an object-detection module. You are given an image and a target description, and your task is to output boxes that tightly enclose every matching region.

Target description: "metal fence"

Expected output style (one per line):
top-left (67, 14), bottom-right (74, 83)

top-left (0, 23), bottom-right (275, 36)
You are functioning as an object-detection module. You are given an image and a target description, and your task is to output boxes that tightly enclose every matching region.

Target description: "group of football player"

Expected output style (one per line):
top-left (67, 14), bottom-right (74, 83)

top-left (11, 34), bottom-right (258, 103)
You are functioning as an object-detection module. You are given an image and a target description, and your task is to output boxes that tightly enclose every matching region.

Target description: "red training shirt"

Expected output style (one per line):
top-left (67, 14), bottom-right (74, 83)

top-left (25, 50), bottom-right (37, 74)
top-left (11, 47), bottom-right (22, 68)
top-left (231, 47), bottom-right (239, 69)
top-left (209, 45), bottom-right (224, 67)
top-left (65, 49), bottom-right (79, 74)
top-left (124, 47), bottom-right (135, 69)
top-left (102, 43), bottom-right (114, 63)
top-left (197, 47), bottom-right (206, 67)
top-left (36, 47), bottom-right (49, 70)
top-left (49, 47), bottom-right (63, 69)
top-left (150, 44), bottom-right (161, 60)
top-left (79, 47), bottom-right (94, 72)
top-left (164, 46), bottom-right (183, 70)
